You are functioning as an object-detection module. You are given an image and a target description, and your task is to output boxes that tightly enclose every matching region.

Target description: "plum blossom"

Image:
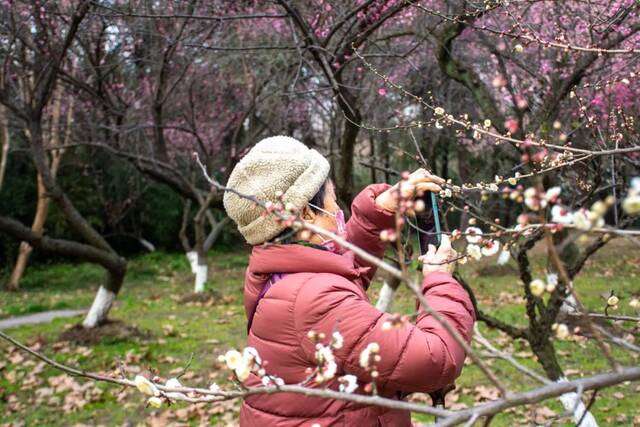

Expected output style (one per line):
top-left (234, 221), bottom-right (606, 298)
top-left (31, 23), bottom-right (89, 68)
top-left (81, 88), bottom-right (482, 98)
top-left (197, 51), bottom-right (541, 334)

top-left (524, 187), bottom-right (546, 211)
top-left (220, 347), bottom-right (262, 382)
top-left (481, 240), bottom-right (500, 256)
top-left (467, 244), bottom-right (482, 260)
top-left (544, 186), bottom-right (561, 203)
top-left (315, 344), bottom-right (337, 383)
top-left (552, 323), bottom-right (570, 339)
top-left (551, 205), bottom-right (574, 224)
top-left (146, 396), bottom-right (163, 408)
top-left (359, 342), bottom-right (380, 370)
top-left (331, 331), bottom-right (344, 350)
top-left (338, 374), bottom-right (358, 393)
top-left (529, 279), bottom-right (545, 297)
top-left (465, 227), bottom-right (483, 243)
top-left (573, 209), bottom-right (604, 231)
top-left (223, 350), bottom-right (242, 370)
top-left (134, 375), bottom-right (160, 396)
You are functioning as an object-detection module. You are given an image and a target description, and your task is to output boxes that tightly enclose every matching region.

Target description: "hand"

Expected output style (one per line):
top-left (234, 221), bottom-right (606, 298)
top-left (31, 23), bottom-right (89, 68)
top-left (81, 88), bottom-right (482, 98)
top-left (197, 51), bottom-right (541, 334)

top-left (375, 168), bottom-right (445, 214)
top-left (418, 234), bottom-right (457, 275)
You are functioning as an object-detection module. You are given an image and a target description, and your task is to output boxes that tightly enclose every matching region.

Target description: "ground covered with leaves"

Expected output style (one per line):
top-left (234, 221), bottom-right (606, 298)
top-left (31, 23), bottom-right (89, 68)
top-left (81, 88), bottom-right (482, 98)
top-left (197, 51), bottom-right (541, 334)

top-left (1, 241), bottom-right (639, 426)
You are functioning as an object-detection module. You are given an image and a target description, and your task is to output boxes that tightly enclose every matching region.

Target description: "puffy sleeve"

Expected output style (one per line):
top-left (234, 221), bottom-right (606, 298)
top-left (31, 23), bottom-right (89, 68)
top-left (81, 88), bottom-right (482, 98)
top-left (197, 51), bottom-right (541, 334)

top-left (345, 183), bottom-right (395, 288)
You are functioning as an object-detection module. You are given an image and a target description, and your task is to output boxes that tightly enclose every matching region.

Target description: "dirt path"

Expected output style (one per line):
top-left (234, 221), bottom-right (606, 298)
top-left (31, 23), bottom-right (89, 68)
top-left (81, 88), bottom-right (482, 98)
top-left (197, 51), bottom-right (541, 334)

top-left (0, 309), bottom-right (86, 330)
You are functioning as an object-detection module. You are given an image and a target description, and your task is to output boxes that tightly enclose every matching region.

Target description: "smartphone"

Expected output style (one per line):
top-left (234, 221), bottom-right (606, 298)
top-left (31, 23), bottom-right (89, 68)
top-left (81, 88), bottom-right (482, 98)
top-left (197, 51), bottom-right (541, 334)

top-left (416, 192), bottom-right (442, 255)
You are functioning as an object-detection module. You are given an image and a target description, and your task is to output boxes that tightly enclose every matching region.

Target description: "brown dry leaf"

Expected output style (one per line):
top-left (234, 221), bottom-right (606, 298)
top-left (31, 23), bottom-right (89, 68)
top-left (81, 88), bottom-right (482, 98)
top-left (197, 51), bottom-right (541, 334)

top-left (534, 406), bottom-right (556, 424)
top-left (473, 385), bottom-right (500, 401)
top-left (163, 324), bottom-right (176, 337)
top-left (564, 368), bottom-right (580, 376)
top-left (8, 352), bottom-right (25, 364)
top-left (613, 392), bottom-right (625, 400)
top-left (616, 414), bottom-right (629, 423)
top-left (4, 370), bottom-right (18, 384)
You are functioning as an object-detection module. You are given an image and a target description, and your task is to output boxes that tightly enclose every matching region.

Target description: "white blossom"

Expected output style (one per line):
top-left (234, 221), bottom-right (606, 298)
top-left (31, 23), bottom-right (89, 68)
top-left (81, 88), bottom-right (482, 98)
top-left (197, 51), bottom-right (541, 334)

top-left (607, 295), bottom-right (619, 306)
top-left (224, 350), bottom-right (242, 370)
top-left (524, 187), bottom-right (545, 210)
top-left (465, 227), bottom-right (483, 243)
top-left (243, 347), bottom-right (262, 365)
top-left (629, 298), bottom-right (640, 309)
top-left (544, 186), bottom-right (562, 203)
top-left (529, 279), bottom-right (545, 297)
top-left (315, 344), bottom-right (338, 382)
top-left (359, 343), bottom-right (380, 369)
top-left (338, 374), bottom-right (358, 393)
top-left (552, 323), bottom-right (569, 339)
top-left (467, 244), bottom-right (482, 260)
top-left (331, 331), bottom-right (344, 350)
top-left (573, 209), bottom-right (604, 231)
top-left (146, 396), bottom-right (163, 408)
top-left (134, 375), bottom-right (159, 396)
top-left (481, 240), bottom-right (500, 256)
top-left (551, 205), bottom-right (574, 224)
top-left (235, 360), bottom-right (251, 381)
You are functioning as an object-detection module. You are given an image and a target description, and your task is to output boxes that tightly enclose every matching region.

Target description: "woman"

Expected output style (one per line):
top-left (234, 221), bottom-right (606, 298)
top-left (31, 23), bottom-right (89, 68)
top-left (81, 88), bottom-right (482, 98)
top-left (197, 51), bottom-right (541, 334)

top-left (223, 136), bottom-right (475, 426)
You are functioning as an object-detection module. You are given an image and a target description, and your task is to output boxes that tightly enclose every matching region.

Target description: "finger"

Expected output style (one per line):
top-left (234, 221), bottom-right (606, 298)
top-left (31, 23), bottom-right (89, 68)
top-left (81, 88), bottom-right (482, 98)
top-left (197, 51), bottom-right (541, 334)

top-left (409, 171), bottom-right (445, 185)
top-left (438, 234), bottom-right (451, 253)
top-left (414, 182), bottom-right (442, 197)
top-left (423, 244), bottom-right (436, 261)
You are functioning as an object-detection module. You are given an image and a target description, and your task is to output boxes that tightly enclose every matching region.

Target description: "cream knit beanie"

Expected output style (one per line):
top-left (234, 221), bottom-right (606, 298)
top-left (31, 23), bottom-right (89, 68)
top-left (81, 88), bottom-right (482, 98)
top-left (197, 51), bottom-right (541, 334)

top-left (223, 136), bottom-right (330, 245)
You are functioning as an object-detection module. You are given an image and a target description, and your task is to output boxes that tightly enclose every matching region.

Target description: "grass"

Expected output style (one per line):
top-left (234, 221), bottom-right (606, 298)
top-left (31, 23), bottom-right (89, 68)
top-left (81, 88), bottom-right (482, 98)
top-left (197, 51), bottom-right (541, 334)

top-left (0, 240), bottom-right (639, 426)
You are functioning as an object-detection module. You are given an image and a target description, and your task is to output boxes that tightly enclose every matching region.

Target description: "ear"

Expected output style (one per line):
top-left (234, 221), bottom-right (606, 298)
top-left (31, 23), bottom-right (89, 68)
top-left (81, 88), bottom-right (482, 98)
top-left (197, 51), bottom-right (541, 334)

top-left (300, 205), bottom-right (316, 222)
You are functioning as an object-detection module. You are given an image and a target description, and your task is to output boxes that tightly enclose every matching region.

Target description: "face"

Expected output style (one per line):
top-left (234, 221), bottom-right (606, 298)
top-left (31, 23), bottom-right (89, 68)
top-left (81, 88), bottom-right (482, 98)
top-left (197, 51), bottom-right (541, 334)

top-left (297, 180), bottom-right (341, 244)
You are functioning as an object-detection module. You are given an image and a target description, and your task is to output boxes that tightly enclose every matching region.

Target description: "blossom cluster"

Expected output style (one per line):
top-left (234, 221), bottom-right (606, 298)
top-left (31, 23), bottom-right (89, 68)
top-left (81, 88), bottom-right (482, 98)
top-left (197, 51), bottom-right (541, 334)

top-left (529, 274), bottom-right (559, 297)
top-left (219, 347), bottom-right (262, 382)
top-left (358, 342), bottom-right (381, 380)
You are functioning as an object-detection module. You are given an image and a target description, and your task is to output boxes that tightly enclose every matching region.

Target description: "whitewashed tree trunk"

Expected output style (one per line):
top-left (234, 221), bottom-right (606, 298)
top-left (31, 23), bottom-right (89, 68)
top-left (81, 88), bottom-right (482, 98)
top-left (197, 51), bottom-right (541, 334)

top-left (557, 377), bottom-right (598, 426)
top-left (186, 251), bottom-right (198, 273)
top-left (82, 286), bottom-right (116, 328)
top-left (186, 251), bottom-right (208, 293)
top-left (376, 282), bottom-right (398, 312)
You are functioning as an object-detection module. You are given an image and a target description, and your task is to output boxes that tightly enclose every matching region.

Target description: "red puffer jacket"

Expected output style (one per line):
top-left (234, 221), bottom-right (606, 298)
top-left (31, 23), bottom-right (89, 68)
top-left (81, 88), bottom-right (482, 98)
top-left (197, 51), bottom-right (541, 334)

top-left (239, 183), bottom-right (476, 426)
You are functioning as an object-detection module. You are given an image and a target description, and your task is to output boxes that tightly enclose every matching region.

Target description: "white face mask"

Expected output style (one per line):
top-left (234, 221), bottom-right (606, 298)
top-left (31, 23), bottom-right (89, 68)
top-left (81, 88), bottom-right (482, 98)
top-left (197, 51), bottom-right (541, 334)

top-left (307, 203), bottom-right (348, 254)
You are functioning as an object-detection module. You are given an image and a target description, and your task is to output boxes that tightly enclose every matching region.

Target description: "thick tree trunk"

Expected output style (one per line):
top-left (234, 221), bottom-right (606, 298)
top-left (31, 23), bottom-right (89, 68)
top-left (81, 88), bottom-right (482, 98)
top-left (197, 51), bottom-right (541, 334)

top-left (8, 177), bottom-right (49, 290)
top-left (335, 87), bottom-right (361, 210)
top-left (9, 90), bottom-right (69, 290)
top-left (82, 262), bottom-right (127, 327)
top-left (28, 117), bottom-right (126, 328)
